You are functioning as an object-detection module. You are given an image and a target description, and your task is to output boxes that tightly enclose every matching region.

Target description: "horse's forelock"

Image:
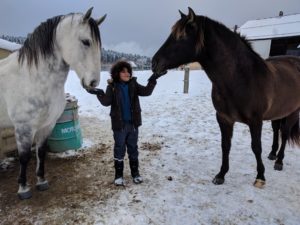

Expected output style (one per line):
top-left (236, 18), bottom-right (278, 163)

top-left (171, 19), bottom-right (187, 40)
top-left (88, 17), bottom-right (101, 46)
top-left (18, 15), bottom-right (62, 67)
top-left (171, 16), bottom-right (205, 54)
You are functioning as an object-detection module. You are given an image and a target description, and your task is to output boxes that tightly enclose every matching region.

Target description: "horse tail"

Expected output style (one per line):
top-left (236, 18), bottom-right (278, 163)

top-left (288, 116), bottom-right (300, 147)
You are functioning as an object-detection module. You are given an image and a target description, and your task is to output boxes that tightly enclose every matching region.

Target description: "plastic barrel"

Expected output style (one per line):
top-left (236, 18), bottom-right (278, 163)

top-left (47, 95), bottom-right (82, 152)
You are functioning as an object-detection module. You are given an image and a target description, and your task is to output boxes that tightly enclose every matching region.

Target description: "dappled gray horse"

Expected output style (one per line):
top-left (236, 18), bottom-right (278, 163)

top-left (0, 7), bottom-right (106, 199)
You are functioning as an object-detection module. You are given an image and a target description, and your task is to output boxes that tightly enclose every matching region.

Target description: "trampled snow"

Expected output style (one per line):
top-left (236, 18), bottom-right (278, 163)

top-left (62, 69), bottom-right (300, 225)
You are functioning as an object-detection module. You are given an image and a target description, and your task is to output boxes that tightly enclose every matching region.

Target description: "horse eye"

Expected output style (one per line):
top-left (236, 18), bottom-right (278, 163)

top-left (81, 39), bottom-right (90, 47)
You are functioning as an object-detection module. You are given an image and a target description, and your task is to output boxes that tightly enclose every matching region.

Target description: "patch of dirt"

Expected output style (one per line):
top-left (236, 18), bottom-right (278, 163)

top-left (140, 142), bottom-right (162, 152)
top-left (0, 116), bottom-right (165, 224)
top-left (0, 143), bottom-right (116, 224)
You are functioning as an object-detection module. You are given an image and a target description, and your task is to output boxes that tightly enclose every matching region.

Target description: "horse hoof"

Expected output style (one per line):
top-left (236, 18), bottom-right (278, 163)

top-left (212, 177), bottom-right (224, 185)
top-left (253, 179), bottom-right (265, 188)
top-left (18, 190), bottom-right (32, 200)
top-left (36, 180), bottom-right (49, 191)
top-left (274, 163), bottom-right (283, 171)
top-left (268, 154), bottom-right (276, 160)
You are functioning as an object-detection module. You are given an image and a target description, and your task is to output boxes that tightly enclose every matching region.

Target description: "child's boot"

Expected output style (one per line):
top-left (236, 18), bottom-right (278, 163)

top-left (129, 159), bottom-right (143, 184)
top-left (114, 160), bottom-right (124, 186)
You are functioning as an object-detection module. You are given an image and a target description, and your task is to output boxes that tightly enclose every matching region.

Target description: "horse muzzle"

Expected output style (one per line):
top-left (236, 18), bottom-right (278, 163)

top-left (82, 78), bottom-right (99, 89)
top-left (151, 59), bottom-right (168, 75)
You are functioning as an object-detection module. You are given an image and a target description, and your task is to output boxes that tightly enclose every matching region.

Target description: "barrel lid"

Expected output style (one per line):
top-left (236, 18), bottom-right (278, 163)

top-left (65, 93), bottom-right (78, 109)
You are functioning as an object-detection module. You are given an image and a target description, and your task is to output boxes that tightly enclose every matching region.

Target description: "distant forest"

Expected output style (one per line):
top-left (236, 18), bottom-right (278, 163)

top-left (0, 35), bottom-right (151, 70)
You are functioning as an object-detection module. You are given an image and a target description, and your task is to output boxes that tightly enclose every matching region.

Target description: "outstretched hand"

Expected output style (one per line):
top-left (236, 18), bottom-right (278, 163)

top-left (148, 72), bottom-right (167, 82)
top-left (86, 88), bottom-right (105, 96)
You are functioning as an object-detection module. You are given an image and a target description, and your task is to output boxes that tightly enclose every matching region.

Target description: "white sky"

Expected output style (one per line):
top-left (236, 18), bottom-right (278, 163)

top-left (0, 0), bottom-right (299, 56)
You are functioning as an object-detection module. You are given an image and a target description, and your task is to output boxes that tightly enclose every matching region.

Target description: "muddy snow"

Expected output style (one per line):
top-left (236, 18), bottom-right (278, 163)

top-left (1, 70), bottom-right (300, 225)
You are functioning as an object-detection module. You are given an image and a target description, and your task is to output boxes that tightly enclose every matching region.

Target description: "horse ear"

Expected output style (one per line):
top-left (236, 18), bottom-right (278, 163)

top-left (179, 10), bottom-right (187, 19)
top-left (96, 14), bottom-right (107, 26)
top-left (83, 7), bottom-right (93, 22)
top-left (187, 7), bottom-right (196, 23)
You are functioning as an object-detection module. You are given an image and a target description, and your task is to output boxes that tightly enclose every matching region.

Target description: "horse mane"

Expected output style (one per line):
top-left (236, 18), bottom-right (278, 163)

top-left (171, 16), bottom-right (205, 53)
top-left (18, 16), bottom-right (62, 67)
top-left (203, 17), bottom-right (270, 72)
top-left (18, 13), bottom-right (101, 68)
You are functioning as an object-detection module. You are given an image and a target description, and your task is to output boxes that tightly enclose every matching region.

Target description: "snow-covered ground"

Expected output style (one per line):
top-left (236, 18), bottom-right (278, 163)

top-left (1, 69), bottom-right (300, 224)
top-left (64, 69), bottom-right (300, 225)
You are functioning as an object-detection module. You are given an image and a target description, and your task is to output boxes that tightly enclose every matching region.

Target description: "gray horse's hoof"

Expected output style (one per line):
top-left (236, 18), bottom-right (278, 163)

top-left (18, 190), bottom-right (32, 200)
top-left (274, 163), bottom-right (283, 171)
top-left (268, 154), bottom-right (276, 160)
top-left (212, 177), bottom-right (224, 185)
top-left (36, 180), bottom-right (49, 191)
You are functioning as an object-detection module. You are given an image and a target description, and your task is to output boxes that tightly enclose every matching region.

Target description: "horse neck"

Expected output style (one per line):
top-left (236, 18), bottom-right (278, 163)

top-left (198, 20), bottom-right (267, 88)
top-left (23, 49), bottom-right (70, 89)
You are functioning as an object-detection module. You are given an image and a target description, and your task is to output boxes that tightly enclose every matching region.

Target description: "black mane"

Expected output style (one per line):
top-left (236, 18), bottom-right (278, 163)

top-left (18, 13), bottom-right (101, 67)
top-left (18, 15), bottom-right (62, 67)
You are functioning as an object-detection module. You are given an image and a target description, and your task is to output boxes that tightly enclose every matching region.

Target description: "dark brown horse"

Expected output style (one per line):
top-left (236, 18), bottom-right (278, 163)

top-left (152, 7), bottom-right (300, 188)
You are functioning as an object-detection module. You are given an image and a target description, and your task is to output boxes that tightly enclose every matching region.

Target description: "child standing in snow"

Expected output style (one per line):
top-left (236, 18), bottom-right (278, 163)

top-left (87, 61), bottom-right (163, 185)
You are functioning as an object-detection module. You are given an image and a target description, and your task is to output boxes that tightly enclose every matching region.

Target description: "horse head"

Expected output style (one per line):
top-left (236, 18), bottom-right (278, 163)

top-left (152, 7), bottom-right (204, 75)
top-left (56, 7), bottom-right (106, 88)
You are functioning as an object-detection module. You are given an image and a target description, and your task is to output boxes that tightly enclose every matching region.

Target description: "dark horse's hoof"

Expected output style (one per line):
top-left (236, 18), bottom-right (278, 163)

top-left (36, 180), bottom-right (49, 191)
top-left (212, 177), bottom-right (224, 185)
top-left (18, 190), bottom-right (32, 200)
top-left (274, 163), bottom-right (283, 171)
top-left (253, 179), bottom-right (265, 189)
top-left (268, 153), bottom-right (276, 160)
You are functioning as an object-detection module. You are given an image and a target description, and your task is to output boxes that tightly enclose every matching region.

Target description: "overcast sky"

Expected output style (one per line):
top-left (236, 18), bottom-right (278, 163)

top-left (0, 0), bottom-right (299, 56)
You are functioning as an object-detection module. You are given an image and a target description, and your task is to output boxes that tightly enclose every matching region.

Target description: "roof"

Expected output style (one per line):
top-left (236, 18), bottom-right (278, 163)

top-left (239, 13), bottom-right (300, 40)
top-left (128, 61), bottom-right (137, 67)
top-left (0, 38), bottom-right (21, 51)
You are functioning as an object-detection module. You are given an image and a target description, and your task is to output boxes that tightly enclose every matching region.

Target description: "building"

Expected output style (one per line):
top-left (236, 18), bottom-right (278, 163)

top-left (179, 62), bottom-right (202, 70)
top-left (0, 38), bottom-right (21, 59)
top-left (239, 12), bottom-right (300, 58)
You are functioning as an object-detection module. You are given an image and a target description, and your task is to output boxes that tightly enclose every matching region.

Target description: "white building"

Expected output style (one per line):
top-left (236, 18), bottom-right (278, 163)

top-left (239, 12), bottom-right (300, 58)
top-left (0, 38), bottom-right (21, 59)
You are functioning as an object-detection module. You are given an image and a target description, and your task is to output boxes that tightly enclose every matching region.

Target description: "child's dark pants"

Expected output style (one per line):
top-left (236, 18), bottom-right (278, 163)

top-left (113, 122), bottom-right (139, 161)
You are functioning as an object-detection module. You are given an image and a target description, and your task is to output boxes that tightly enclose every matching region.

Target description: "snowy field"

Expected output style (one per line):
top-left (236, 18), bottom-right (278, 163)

top-left (1, 69), bottom-right (300, 224)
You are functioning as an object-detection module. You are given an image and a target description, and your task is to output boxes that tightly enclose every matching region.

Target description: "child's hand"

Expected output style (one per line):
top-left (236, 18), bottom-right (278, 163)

top-left (86, 88), bottom-right (105, 96)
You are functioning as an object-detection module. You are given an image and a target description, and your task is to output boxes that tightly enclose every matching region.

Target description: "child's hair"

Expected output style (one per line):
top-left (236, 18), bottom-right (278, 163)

top-left (110, 61), bottom-right (133, 82)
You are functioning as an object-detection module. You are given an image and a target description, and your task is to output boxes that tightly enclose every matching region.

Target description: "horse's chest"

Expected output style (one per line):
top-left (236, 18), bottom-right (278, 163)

top-left (211, 88), bottom-right (247, 123)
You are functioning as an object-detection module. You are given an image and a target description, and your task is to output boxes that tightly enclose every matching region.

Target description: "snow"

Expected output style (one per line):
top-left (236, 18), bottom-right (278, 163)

top-left (62, 69), bottom-right (300, 225)
top-left (239, 13), bottom-right (300, 40)
top-left (0, 38), bottom-right (21, 51)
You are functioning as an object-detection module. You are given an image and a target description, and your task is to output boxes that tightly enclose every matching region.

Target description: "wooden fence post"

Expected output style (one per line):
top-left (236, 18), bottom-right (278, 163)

top-left (183, 66), bottom-right (190, 94)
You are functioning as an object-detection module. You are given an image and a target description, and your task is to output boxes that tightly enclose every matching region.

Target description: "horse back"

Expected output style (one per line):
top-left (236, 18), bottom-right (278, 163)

top-left (263, 56), bottom-right (300, 120)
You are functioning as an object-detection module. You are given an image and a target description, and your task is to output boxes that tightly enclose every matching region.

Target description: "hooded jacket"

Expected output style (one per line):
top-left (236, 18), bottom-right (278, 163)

top-left (98, 77), bottom-right (156, 130)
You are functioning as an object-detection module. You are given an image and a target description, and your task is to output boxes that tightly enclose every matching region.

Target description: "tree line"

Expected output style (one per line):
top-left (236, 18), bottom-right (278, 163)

top-left (1, 35), bottom-right (151, 70)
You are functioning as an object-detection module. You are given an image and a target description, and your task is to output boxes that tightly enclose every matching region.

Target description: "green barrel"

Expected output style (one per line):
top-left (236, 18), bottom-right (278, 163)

top-left (47, 95), bottom-right (82, 152)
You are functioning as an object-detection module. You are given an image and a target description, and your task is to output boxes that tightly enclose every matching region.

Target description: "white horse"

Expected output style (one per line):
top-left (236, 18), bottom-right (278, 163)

top-left (0, 7), bottom-right (106, 199)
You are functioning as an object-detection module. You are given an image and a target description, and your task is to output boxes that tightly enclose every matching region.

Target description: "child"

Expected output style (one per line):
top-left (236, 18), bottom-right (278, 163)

top-left (87, 61), bottom-right (162, 185)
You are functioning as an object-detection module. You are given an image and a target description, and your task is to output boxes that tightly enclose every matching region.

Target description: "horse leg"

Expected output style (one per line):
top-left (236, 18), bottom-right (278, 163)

top-left (274, 131), bottom-right (287, 171)
top-left (15, 125), bottom-right (34, 200)
top-left (249, 121), bottom-right (265, 188)
top-left (268, 120), bottom-right (281, 160)
top-left (274, 111), bottom-right (299, 171)
top-left (35, 140), bottom-right (49, 191)
top-left (35, 127), bottom-right (53, 191)
top-left (212, 114), bottom-right (234, 185)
